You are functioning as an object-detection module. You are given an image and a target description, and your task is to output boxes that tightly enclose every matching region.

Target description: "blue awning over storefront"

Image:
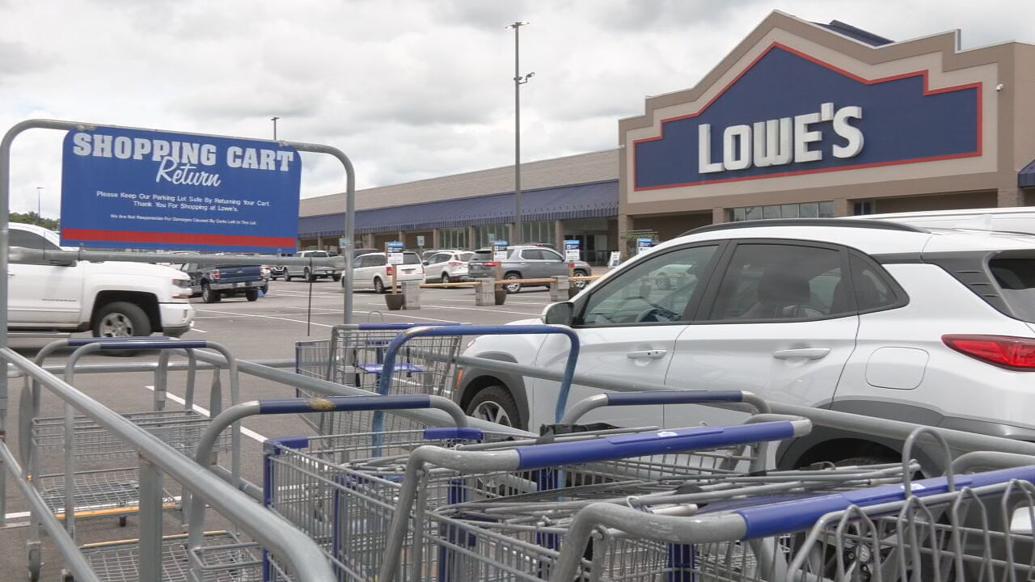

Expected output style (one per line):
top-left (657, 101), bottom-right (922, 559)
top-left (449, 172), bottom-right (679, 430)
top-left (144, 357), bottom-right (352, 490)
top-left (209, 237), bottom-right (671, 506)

top-left (299, 180), bottom-right (618, 237)
top-left (1020, 160), bottom-right (1035, 189)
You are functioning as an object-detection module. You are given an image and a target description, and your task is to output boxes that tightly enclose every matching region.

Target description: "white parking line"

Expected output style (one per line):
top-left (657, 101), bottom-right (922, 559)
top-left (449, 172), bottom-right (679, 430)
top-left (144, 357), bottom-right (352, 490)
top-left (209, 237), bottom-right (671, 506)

top-left (144, 385), bottom-right (267, 443)
top-left (191, 328), bottom-right (208, 333)
top-left (420, 304), bottom-right (542, 317)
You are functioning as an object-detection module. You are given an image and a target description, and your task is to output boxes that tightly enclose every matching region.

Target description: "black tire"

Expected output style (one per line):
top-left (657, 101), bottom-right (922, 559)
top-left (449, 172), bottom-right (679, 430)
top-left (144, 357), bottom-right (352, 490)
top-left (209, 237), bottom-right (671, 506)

top-left (373, 277), bottom-right (386, 294)
top-left (92, 301), bottom-right (151, 338)
top-left (441, 272), bottom-right (451, 284)
top-left (201, 282), bottom-right (220, 303)
top-left (465, 385), bottom-right (521, 429)
top-left (332, 274), bottom-right (342, 282)
top-left (503, 272), bottom-right (522, 294)
top-left (285, 273), bottom-right (292, 281)
top-left (572, 269), bottom-right (589, 290)
top-left (245, 289), bottom-right (260, 302)
top-left (304, 268), bottom-right (314, 283)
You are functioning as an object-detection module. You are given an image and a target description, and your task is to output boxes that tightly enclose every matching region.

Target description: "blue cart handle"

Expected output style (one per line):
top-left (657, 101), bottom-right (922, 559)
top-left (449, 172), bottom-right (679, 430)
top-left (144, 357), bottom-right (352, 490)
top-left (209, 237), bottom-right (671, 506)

top-left (559, 390), bottom-right (768, 425)
top-left (736, 464), bottom-right (1035, 539)
top-left (378, 324), bottom-right (580, 423)
top-left (514, 419), bottom-right (811, 470)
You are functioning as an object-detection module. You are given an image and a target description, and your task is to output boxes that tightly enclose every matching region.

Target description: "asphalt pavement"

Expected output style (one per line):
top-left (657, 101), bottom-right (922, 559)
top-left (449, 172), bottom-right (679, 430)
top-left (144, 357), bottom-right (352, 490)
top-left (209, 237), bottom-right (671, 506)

top-left (0, 279), bottom-right (553, 578)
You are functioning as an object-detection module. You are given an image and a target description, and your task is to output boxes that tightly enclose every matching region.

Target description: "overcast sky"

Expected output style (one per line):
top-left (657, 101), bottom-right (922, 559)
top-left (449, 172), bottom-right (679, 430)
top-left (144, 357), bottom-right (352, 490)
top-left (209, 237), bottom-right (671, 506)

top-left (1, 0), bottom-right (1033, 218)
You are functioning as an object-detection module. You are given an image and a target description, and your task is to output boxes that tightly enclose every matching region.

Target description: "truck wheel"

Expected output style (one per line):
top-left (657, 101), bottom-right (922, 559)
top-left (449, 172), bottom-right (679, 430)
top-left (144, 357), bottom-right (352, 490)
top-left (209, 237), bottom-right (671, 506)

top-left (465, 386), bottom-right (521, 428)
top-left (373, 277), bottom-right (386, 294)
top-left (245, 289), bottom-right (260, 302)
top-left (93, 302), bottom-right (151, 337)
top-left (201, 282), bottom-right (221, 303)
top-left (304, 268), bottom-right (314, 283)
top-left (332, 274), bottom-right (342, 282)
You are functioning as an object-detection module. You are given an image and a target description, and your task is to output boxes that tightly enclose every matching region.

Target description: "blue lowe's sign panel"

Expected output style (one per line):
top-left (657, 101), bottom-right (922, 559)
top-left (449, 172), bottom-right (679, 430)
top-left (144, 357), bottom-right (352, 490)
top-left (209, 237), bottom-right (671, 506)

top-left (61, 127), bottom-right (301, 252)
top-left (634, 43), bottom-right (981, 191)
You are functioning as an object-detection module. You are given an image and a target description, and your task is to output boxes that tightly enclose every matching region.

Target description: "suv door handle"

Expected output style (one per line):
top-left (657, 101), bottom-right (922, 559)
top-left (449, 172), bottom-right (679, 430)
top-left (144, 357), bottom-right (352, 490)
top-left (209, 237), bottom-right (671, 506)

top-left (773, 348), bottom-right (831, 360)
top-left (627, 349), bottom-right (667, 360)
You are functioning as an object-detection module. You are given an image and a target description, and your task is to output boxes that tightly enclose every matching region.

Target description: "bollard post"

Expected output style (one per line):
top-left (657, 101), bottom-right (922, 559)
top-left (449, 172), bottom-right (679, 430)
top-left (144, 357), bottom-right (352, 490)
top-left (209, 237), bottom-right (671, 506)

top-left (402, 281), bottom-right (421, 309)
top-left (549, 275), bottom-right (569, 302)
top-left (474, 278), bottom-right (495, 306)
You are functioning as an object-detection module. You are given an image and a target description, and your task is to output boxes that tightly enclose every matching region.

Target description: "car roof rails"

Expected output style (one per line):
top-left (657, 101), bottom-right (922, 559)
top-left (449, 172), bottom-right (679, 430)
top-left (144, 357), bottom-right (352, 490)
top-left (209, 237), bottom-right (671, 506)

top-left (681, 218), bottom-right (927, 237)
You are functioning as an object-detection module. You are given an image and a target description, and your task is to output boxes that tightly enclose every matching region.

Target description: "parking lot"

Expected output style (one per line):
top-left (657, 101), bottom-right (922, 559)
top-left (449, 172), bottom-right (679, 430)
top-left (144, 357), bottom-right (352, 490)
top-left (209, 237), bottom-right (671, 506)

top-left (0, 281), bottom-right (552, 577)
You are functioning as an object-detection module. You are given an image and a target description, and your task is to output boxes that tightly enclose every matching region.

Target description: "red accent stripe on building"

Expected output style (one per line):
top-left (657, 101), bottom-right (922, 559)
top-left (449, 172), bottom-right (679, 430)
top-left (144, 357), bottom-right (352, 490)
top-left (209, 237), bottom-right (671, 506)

top-left (62, 229), bottom-right (296, 248)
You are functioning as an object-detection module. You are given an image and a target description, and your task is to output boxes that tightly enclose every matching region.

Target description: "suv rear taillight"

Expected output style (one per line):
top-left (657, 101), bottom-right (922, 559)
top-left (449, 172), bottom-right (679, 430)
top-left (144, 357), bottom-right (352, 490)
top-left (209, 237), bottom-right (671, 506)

top-left (210, 269), bottom-right (221, 281)
top-left (482, 261), bottom-right (499, 268)
top-left (942, 335), bottom-right (1035, 370)
top-left (448, 261), bottom-right (463, 267)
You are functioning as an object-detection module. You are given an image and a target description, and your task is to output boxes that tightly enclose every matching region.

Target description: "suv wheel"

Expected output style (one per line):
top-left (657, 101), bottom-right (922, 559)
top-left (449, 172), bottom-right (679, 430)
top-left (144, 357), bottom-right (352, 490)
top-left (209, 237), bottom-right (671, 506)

top-left (441, 273), bottom-right (451, 284)
top-left (373, 277), bottom-right (386, 294)
top-left (503, 272), bottom-right (522, 294)
top-left (572, 269), bottom-right (589, 289)
top-left (466, 385), bottom-right (520, 428)
top-left (93, 302), bottom-right (151, 337)
top-left (201, 282), bottom-right (221, 303)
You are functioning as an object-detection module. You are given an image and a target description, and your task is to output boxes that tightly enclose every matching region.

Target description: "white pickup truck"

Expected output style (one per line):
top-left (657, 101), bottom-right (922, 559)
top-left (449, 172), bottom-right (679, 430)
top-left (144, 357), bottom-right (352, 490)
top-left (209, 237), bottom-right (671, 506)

top-left (8, 223), bottom-right (194, 337)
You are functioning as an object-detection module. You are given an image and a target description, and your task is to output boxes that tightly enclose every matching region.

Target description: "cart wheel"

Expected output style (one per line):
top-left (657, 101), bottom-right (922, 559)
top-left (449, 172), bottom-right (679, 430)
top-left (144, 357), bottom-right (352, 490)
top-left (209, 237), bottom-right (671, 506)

top-left (60, 570), bottom-right (74, 582)
top-left (118, 515), bottom-right (128, 527)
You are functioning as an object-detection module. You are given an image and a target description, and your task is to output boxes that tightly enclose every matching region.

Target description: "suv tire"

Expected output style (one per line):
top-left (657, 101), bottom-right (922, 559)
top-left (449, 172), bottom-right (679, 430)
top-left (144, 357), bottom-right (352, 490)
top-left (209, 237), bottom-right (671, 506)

top-left (441, 273), bottom-right (451, 284)
top-left (202, 282), bottom-right (221, 303)
top-left (503, 272), bottom-right (522, 294)
top-left (465, 385), bottom-right (521, 428)
top-left (93, 301), bottom-right (151, 338)
top-left (572, 269), bottom-right (589, 289)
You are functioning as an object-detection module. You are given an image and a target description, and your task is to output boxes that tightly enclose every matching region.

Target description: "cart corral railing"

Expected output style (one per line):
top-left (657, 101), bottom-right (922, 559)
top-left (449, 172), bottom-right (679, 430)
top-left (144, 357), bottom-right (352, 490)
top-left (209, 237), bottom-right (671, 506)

top-left (0, 347), bottom-right (336, 582)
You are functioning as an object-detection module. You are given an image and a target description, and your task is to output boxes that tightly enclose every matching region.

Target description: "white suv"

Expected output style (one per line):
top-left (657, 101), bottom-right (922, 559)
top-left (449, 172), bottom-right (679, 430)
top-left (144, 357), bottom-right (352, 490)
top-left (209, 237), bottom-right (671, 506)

top-left (423, 250), bottom-right (473, 284)
top-left (457, 217), bottom-right (1035, 468)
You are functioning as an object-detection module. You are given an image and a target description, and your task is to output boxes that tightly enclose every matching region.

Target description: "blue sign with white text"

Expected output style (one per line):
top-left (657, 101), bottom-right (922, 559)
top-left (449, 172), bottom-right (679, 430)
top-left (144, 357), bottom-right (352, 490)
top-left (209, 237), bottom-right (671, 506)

top-left (634, 44), bottom-right (981, 190)
top-left (61, 127), bottom-right (301, 252)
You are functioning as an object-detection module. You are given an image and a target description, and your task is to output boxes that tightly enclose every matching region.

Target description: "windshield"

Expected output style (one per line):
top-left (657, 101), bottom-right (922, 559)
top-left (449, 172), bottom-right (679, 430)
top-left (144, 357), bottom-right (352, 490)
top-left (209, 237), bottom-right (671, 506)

top-left (459, 252), bottom-right (474, 261)
top-left (307, 251), bottom-right (329, 257)
top-left (403, 253), bottom-right (421, 265)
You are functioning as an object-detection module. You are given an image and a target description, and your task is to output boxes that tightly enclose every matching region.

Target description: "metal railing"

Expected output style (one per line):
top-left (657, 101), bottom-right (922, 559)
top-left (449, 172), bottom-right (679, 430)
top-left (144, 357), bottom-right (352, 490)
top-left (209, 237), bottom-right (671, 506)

top-left (0, 346), bottom-right (336, 582)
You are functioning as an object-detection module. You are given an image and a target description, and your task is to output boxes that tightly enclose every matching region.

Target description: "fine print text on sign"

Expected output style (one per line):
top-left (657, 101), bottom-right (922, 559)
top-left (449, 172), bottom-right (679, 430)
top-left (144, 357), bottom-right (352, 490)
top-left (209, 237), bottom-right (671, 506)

top-left (387, 241), bottom-right (405, 265)
top-left (564, 239), bottom-right (581, 262)
top-left (60, 127), bottom-right (302, 253)
top-left (493, 240), bottom-right (508, 262)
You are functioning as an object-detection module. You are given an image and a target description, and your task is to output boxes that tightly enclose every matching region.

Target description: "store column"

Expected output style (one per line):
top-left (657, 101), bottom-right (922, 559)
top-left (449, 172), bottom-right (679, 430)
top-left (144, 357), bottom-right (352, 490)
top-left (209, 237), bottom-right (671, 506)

top-left (553, 220), bottom-right (565, 251)
top-left (363, 234), bottom-right (375, 248)
top-left (467, 226), bottom-right (478, 249)
top-left (432, 229), bottom-right (441, 249)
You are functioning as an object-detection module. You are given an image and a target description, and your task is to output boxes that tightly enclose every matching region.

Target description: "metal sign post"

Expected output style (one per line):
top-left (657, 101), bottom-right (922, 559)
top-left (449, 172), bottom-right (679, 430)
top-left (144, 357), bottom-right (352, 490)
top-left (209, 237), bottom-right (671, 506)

top-left (0, 119), bottom-right (357, 524)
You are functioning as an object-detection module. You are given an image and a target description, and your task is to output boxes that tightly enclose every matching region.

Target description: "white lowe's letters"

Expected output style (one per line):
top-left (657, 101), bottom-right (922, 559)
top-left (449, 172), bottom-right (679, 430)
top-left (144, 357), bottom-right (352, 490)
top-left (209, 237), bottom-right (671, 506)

top-left (697, 102), bottom-right (864, 175)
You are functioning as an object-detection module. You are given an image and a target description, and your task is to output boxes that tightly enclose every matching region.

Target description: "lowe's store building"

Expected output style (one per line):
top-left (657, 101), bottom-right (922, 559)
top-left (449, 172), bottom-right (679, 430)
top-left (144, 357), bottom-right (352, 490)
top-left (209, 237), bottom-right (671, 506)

top-left (299, 12), bottom-right (1035, 261)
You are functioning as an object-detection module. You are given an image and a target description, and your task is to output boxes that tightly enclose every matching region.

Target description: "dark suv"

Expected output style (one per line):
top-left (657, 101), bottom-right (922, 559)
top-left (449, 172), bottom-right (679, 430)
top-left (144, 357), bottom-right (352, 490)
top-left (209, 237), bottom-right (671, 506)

top-left (178, 263), bottom-right (265, 303)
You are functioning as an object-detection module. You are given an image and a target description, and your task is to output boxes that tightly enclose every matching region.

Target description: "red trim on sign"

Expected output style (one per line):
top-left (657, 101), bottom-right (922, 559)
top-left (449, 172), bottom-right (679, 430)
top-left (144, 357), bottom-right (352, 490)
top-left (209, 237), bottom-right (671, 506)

top-left (62, 229), bottom-right (296, 248)
top-left (631, 41), bottom-right (984, 191)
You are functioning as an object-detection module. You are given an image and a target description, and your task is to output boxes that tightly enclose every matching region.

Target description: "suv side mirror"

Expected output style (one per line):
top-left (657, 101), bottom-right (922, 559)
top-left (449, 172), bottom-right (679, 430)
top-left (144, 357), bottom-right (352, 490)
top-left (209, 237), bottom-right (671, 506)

top-left (542, 301), bottom-right (574, 326)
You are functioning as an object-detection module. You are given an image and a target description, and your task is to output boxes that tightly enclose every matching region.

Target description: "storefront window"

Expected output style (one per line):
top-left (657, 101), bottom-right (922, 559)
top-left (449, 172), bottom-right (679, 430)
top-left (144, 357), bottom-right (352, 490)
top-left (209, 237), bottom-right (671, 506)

top-left (521, 221), bottom-right (555, 247)
top-left (728, 201), bottom-right (836, 222)
top-left (439, 228), bottom-right (468, 249)
top-left (474, 224), bottom-right (509, 248)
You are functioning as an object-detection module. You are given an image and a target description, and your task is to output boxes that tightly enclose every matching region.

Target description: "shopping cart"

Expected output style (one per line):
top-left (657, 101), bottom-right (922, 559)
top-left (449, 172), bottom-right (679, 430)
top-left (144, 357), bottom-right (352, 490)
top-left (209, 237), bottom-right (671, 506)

top-left (376, 413), bottom-right (814, 581)
top-left (20, 338), bottom-right (238, 541)
top-left (535, 427), bottom-right (1035, 582)
top-left (294, 323), bottom-right (460, 434)
top-left (186, 393), bottom-right (496, 582)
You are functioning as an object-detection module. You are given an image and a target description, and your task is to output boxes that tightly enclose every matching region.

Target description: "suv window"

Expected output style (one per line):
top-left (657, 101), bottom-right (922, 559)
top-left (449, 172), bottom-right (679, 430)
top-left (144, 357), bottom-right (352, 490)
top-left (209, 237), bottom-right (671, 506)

top-left (458, 252), bottom-right (474, 262)
top-left (708, 243), bottom-right (849, 322)
top-left (578, 245), bottom-right (718, 326)
top-left (521, 249), bottom-right (544, 261)
top-left (429, 253), bottom-right (447, 264)
top-left (402, 253), bottom-right (421, 265)
top-left (10, 229), bottom-right (60, 251)
top-left (540, 249), bottom-right (563, 262)
top-left (990, 257), bottom-right (1035, 322)
top-left (849, 253), bottom-right (899, 312)
top-left (367, 255), bottom-right (387, 267)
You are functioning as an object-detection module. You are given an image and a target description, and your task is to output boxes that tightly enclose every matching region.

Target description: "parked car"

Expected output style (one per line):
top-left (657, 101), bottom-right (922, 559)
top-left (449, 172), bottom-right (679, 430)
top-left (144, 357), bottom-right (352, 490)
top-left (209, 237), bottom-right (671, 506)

top-left (178, 263), bottom-right (265, 303)
top-left (7, 223), bottom-right (194, 337)
top-left (467, 245), bottom-right (592, 293)
top-left (456, 217), bottom-right (1035, 470)
top-left (284, 250), bottom-right (342, 282)
top-left (347, 252), bottom-right (425, 293)
top-left (268, 264), bottom-right (287, 280)
top-left (423, 250), bottom-right (474, 284)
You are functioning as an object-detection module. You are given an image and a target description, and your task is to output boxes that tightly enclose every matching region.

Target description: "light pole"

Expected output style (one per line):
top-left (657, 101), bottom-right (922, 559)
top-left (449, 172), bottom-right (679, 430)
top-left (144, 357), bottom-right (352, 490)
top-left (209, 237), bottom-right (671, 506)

top-left (271, 116), bottom-right (280, 140)
top-left (508, 21), bottom-right (533, 244)
top-left (35, 186), bottom-right (42, 218)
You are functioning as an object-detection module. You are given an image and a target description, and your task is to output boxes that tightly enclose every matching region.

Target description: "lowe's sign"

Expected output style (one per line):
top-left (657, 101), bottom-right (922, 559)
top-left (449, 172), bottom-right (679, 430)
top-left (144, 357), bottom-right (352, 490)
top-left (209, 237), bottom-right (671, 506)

top-left (634, 44), bottom-right (981, 190)
top-left (61, 127), bottom-right (301, 253)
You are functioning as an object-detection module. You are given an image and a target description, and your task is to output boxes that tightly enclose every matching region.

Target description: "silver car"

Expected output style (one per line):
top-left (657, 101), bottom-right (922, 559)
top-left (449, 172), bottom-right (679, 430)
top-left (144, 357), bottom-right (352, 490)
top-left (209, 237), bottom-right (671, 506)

top-left (467, 244), bottom-right (592, 293)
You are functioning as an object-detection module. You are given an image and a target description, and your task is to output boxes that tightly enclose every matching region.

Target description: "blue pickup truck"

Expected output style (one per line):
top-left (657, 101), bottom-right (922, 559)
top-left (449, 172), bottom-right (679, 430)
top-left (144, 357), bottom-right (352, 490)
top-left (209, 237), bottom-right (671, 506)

top-left (177, 262), bottom-right (267, 303)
